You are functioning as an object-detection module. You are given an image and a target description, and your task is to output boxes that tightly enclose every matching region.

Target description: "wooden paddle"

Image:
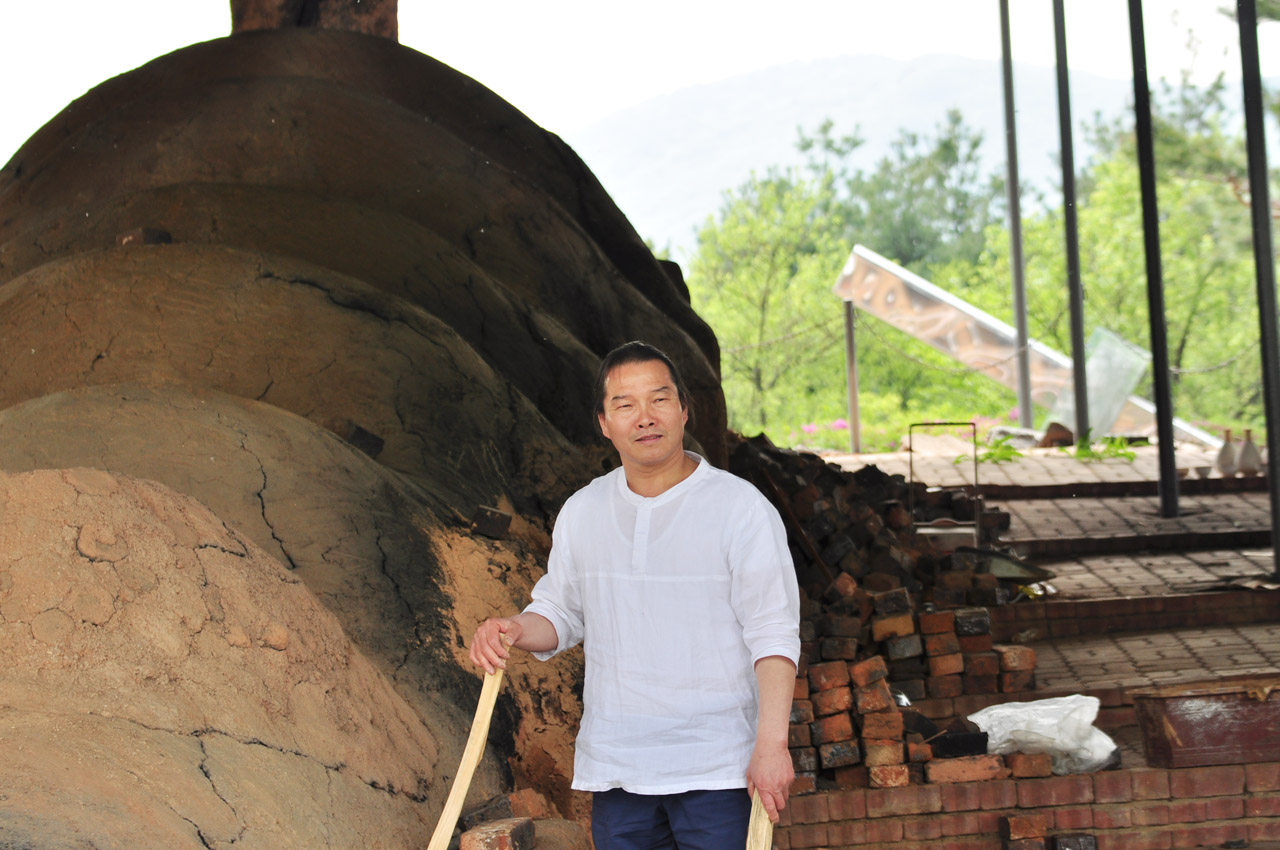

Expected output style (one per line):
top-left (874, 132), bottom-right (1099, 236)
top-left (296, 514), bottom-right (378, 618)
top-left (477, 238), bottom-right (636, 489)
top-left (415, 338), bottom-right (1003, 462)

top-left (426, 668), bottom-right (506, 850)
top-left (746, 790), bottom-right (773, 850)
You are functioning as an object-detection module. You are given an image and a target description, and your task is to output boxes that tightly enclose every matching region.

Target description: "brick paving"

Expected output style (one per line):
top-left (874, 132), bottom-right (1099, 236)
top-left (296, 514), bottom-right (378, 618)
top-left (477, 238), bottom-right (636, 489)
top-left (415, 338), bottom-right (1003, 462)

top-left (1033, 622), bottom-right (1280, 692)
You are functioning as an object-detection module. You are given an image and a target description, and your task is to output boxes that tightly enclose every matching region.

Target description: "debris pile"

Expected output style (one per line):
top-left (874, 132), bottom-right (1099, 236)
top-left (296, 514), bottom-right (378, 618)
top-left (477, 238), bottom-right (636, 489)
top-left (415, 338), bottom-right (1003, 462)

top-left (728, 436), bottom-right (1039, 791)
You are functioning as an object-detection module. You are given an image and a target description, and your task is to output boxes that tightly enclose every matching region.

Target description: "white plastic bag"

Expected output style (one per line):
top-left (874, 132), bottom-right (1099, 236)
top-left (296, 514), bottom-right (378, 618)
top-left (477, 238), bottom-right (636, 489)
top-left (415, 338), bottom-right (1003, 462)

top-left (968, 694), bottom-right (1119, 774)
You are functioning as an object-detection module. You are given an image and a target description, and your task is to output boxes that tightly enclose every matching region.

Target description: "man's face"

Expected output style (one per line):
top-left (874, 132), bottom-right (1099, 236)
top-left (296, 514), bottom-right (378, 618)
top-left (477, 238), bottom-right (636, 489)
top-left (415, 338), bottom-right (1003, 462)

top-left (597, 359), bottom-right (688, 471)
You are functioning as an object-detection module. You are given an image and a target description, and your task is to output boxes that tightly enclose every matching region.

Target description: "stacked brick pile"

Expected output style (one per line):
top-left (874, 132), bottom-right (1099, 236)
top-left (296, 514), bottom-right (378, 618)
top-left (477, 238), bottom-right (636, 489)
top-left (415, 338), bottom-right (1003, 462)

top-left (727, 436), bottom-right (1039, 792)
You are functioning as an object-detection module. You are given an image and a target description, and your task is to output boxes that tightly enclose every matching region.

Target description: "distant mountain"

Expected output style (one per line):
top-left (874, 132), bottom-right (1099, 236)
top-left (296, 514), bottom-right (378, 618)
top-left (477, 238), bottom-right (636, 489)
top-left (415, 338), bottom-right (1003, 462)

top-left (563, 54), bottom-right (1135, 263)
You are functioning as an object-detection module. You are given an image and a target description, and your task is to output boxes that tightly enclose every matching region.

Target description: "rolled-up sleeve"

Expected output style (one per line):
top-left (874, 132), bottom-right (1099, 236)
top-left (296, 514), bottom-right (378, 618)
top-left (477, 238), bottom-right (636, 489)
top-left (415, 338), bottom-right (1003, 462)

top-left (728, 496), bottom-right (801, 666)
top-left (523, 513), bottom-right (585, 661)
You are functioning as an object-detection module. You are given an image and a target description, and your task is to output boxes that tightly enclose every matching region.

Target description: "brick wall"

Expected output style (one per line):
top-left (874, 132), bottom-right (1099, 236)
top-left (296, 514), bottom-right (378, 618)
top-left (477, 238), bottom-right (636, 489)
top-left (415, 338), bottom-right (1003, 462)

top-left (775, 761), bottom-right (1280, 849)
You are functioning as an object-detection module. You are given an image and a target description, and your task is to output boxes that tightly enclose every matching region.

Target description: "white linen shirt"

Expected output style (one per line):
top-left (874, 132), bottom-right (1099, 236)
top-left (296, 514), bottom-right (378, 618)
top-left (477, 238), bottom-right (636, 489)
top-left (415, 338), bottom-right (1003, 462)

top-left (523, 452), bottom-right (800, 794)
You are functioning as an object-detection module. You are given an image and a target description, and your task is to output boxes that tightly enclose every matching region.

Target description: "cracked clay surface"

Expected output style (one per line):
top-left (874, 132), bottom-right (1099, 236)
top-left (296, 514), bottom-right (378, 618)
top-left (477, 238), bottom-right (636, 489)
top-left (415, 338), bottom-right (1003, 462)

top-left (0, 468), bottom-right (445, 848)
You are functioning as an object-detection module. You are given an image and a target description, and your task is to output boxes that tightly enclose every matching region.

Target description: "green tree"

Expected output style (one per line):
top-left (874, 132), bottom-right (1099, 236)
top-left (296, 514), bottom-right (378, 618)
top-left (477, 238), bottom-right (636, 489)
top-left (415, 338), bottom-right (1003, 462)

top-left (800, 109), bottom-right (1004, 272)
top-left (689, 168), bottom-right (847, 435)
top-left (688, 113), bottom-right (1018, 451)
top-left (940, 79), bottom-right (1265, 432)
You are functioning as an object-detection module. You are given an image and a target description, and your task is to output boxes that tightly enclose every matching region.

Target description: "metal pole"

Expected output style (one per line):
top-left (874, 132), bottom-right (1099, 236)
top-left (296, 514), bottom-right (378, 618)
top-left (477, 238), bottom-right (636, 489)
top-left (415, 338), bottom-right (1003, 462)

top-left (999, 0), bottom-right (1034, 429)
top-left (1054, 0), bottom-right (1090, 442)
top-left (1128, 0), bottom-right (1179, 517)
top-left (844, 300), bottom-right (861, 453)
top-left (1236, 0), bottom-right (1280, 579)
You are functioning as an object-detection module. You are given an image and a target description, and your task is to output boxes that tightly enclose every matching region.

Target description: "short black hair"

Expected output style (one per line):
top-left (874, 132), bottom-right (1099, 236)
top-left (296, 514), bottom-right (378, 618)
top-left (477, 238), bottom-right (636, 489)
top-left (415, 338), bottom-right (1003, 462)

top-left (593, 341), bottom-right (692, 424)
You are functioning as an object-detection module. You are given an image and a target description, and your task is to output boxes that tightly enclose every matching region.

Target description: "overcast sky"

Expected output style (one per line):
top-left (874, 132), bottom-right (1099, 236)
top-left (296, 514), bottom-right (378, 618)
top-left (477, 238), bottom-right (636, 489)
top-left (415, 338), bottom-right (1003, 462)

top-left (2, 1), bottom-right (1278, 166)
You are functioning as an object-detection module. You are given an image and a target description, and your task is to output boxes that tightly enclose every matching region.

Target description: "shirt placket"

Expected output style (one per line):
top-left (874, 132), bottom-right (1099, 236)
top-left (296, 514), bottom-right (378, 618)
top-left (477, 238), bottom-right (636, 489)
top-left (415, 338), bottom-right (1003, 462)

top-left (631, 502), bottom-right (651, 573)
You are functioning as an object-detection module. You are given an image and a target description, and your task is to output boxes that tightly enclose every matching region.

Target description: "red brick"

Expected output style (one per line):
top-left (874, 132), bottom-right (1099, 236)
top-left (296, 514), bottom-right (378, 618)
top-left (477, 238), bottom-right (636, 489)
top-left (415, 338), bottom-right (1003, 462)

top-left (1052, 805), bottom-right (1093, 830)
top-left (461, 818), bottom-right (535, 850)
top-left (993, 644), bottom-right (1036, 670)
top-left (827, 788), bottom-right (866, 820)
top-left (1204, 795), bottom-right (1244, 820)
top-left (925, 632), bottom-right (962, 655)
top-left (790, 774), bottom-right (817, 796)
top-left (963, 651), bottom-right (999, 676)
top-left (1183, 823), bottom-right (1248, 846)
top-left (1004, 840), bottom-right (1046, 850)
top-left (1006, 751), bottom-right (1053, 778)
top-left (810, 713), bottom-right (854, 744)
top-left (903, 816), bottom-right (943, 840)
top-left (793, 678), bottom-right (809, 700)
top-left (790, 747), bottom-right (818, 773)
top-left (855, 679), bottom-right (894, 713)
top-left (942, 834), bottom-right (1005, 850)
top-left (871, 611), bottom-right (915, 641)
top-left (929, 652), bottom-right (965, 676)
top-left (1094, 829), bottom-right (1171, 849)
top-left (978, 778), bottom-right (1018, 809)
top-left (1094, 770), bottom-right (1133, 803)
top-left (808, 660), bottom-right (850, 691)
top-left (1092, 803), bottom-right (1134, 829)
top-left (833, 765), bottom-right (869, 788)
top-left (926, 754), bottom-right (1011, 783)
top-left (1000, 813), bottom-right (1047, 839)
top-left (868, 764), bottom-right (910, 787)
top-left (790, 700), bottom-right (814, 724)
top-left (811, 686), bottom-right (853, 716)
top-left (957, 633), bottom-right (993, 653)
top-left (1246, 792), bottom-right (1280, 817)
top-left (773, 827), bottom-right (791, 850)
top-left (788, 724), bottom-right (810, 748)
top-left (1131, 802), bottom-right (1170, 826)
top-left (849, 655), bottom-right (888, 686)
top-left (1016, 775), bottom-right (1094, 808)
top-left (788, 793), bottom-right (829, 824)
top-left (860, 710), bottom-right (904, 739)
top-left (907, 741), bottom-right (933, 762)
top-left (865, 782), bottom-right (941, 816)
top-left (912, 696), bottom-right (955, 719)
top-left (927, 674), bottom-right (964, 698)
top-left (918, 610), bottom-right (955, 634)
top-left (940, 781), bottom-right (982, 811)
top-left (1000, 670), bottom-right (1035, 692)
top-left (962, 674), bottom-right (999, 695)
top-left (783, 823), bottom-right (828, 849)
top-left (938, 810), bottom-right (997, 836)
top-left (1168, 798), bottom-right (1206, 823)
top-left (1250, 818), bottom-right (1280, 840)
top-left (1168, 765), bottom-right (1245, 798)
top-left (937, 570), bottom-right (974, 590)
top-left (863, 817), bottom-right (904, 842)
top-left (1132, 769), bottom-right (1170, 800)
top-left (863, 738), bottom-right (904, 767)
top-left (819, 740), bottom-right (861, 769)
top-left (820, 636), bottom-right (860, 660)
top-left (1246, 762), bottom-right (1280, 791)
top-left (825, 820), bottom-right (865, 846)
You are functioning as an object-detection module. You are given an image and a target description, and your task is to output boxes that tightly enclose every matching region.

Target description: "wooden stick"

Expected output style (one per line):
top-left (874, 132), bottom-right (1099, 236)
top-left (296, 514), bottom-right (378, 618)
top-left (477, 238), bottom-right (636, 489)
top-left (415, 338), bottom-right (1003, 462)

top-left (426, 669), bottom-right (505, 850)
top-left (746, 791), bottom-right (773, 850)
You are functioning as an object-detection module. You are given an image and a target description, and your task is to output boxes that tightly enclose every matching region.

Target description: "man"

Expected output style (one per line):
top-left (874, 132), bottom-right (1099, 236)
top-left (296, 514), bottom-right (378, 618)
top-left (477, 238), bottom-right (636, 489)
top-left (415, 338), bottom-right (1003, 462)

top-left (470, 341), bottom-right (799, 850)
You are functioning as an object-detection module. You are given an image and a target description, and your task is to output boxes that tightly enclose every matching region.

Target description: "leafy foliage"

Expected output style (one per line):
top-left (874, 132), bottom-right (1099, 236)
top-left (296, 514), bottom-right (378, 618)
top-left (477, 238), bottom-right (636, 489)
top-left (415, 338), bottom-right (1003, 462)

top-left (686, 70), bottom-right (1273, 453)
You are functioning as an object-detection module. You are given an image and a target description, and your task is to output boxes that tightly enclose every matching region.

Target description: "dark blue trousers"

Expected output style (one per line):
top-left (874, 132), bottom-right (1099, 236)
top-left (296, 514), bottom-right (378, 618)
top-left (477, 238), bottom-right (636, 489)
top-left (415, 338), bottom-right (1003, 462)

top-left (591, 788), bottom-right (752, 850)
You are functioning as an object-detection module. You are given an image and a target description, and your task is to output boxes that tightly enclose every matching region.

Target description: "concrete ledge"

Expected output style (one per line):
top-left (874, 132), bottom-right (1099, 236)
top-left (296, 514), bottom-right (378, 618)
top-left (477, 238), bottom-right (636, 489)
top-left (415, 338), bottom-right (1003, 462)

top-left (988, 590), bottom-right (1280, 640)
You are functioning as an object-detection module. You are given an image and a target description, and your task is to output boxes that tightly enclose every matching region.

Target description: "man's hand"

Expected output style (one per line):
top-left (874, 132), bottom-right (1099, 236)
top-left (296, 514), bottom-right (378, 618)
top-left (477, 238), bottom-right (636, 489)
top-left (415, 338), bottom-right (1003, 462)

top-left (469, 613), bottom-right (558, 674)
top-left (746, 740), bottom-right (794, 823)
top-left (469, 618), bottom-right (522, 674)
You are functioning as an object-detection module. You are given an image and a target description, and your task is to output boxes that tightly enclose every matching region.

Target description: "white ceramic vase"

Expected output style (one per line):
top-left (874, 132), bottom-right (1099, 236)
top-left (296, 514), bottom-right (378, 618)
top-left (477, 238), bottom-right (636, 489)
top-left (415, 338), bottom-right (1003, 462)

top-left (1216, 428), bottom-right (1237, 477)
top-left (1238, 428), bottom-right (1263, 476)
